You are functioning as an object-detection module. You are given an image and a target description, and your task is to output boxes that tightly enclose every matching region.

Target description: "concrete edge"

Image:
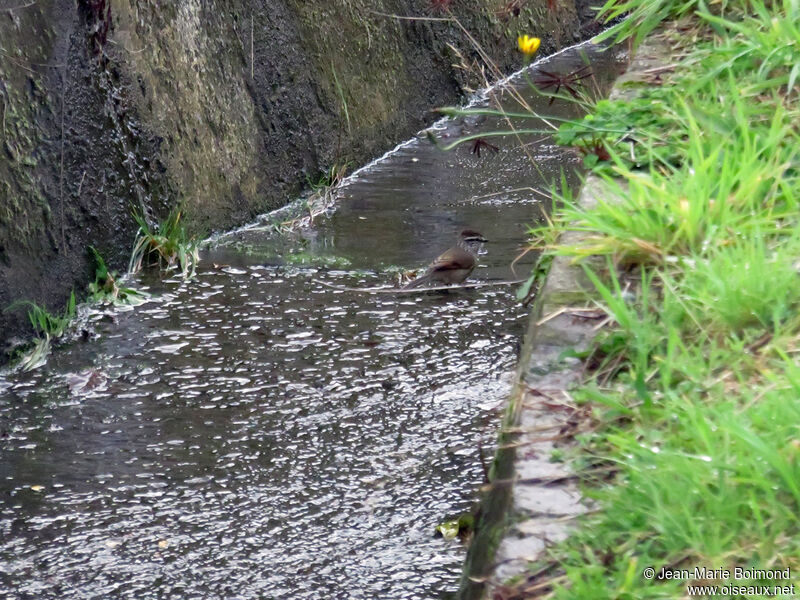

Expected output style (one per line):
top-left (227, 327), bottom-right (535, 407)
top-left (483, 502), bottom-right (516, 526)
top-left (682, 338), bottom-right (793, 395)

top-left (457, 31), bottom-right (674, 600)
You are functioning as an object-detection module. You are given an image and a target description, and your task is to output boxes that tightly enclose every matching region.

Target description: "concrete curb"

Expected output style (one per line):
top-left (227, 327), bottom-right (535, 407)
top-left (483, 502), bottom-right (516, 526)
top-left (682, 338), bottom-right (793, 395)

top-left (458, 32), bottom-right (672, 600)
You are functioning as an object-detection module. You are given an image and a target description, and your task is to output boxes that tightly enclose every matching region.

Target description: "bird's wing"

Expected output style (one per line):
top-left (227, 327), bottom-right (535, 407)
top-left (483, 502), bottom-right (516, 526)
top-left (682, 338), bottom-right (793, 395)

top-left (429, 247), bottom-right (475, 272)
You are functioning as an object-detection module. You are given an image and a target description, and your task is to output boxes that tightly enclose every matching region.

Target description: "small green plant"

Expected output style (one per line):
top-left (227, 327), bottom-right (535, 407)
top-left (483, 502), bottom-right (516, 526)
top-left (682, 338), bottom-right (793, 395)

top-left (553, 92), bottom-right (682, 170)
top-left (435, 512), bottom-right (475, 541)
top-left (15, 337), bottom-right (51, 372)
top-left (305, 162), bottom-right (350, 192)
top-left (3, 291), bottom-right (77, 371)
top-left (87, 247), bottom-right (148, 305)
top-left (129, 207), bottom-right (199, 277)
top-left (8, 291), bottom-right (77, 339)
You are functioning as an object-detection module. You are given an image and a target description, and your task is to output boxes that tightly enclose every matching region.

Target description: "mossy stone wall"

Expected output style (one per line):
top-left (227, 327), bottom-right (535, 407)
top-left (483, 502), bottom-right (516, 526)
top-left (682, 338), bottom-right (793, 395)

top-left (0, 0), bottom-right (593, 348)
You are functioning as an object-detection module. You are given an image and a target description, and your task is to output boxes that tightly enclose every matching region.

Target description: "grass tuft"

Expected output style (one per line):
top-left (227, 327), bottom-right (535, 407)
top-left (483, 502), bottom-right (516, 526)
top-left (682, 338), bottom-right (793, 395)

top-left (5, 291), bottom-right (77, 339)
top-left (3, 291), bottom-right (77, 371)
top-left (129, 207), bottom-right (199, 277)
top-left (88, 247), bottom-right (148, 305)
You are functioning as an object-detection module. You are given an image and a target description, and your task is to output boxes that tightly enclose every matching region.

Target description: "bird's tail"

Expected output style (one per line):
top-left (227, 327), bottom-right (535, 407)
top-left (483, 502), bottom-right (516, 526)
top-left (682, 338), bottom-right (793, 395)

top-left (402, 273), bottom-right (433, 290)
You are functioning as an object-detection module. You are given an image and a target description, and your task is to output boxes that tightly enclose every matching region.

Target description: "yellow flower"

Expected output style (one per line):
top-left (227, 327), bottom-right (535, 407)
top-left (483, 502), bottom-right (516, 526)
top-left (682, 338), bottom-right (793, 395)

top-left (517, 35), bottom-right (541, 57)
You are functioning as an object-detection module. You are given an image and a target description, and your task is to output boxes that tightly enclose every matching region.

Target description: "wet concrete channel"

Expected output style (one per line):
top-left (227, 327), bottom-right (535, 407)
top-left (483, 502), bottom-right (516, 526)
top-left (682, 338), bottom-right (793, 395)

top-left (0, 42), bottom-right (626, 599)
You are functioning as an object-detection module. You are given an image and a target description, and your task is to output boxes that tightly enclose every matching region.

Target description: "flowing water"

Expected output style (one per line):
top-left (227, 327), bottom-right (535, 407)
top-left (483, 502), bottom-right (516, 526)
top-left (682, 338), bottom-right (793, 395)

top-left (0, 42), bottom-right (626, 600)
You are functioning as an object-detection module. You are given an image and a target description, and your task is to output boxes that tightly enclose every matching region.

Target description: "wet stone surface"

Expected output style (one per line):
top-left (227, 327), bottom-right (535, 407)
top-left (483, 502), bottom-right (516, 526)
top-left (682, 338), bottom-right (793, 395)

top-left (0, 42), bottom-right (626, 599)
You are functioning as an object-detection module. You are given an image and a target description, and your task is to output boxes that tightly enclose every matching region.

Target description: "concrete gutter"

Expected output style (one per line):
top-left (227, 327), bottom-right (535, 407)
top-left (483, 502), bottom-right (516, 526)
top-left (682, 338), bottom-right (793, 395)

top-left (458, 32), bottom-right (672, 600)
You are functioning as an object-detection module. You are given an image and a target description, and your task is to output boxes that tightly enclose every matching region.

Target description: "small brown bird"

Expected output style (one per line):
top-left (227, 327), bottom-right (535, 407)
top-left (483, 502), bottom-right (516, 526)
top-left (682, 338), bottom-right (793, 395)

top-left (403, 229), bottom-right (488, 289)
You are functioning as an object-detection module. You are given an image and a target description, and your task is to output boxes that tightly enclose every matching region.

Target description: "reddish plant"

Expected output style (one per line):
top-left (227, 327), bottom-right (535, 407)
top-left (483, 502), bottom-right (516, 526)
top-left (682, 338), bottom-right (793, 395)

top-left (469, 137), bottom-right (499, 157)
top-left (578, 138), bottom-right (612, 164)
top-left (533, 64), bottom-right (593, 104)
top-left (495, 0), bottom-right (526, 19)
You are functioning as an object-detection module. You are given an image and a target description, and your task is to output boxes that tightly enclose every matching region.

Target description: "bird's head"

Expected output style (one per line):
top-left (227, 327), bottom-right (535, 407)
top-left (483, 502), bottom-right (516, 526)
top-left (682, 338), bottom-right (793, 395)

top-left (458, 229), bottom-right (488, 253)
top-left (459, 229), bottom-right (488, 244)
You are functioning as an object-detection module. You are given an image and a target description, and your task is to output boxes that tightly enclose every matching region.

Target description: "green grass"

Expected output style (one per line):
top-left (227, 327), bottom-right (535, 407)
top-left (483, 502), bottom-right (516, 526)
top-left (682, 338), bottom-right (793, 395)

top-left (305, 161), bottom-right (350, 192)
top-left (512, 0), bottom-right (800, 597)
top-left (88, 246), bottom-right (148, 306)
top-left (3, 246), bottom-right (148, 370)
top-left (3, 291), bottom-right (76, 371)
top-left (595, 0), bottom-right (758, 47)
top-left (5, 291), bottom-right (77, 339)
top-left (129, 206), bottom-right (199, 277)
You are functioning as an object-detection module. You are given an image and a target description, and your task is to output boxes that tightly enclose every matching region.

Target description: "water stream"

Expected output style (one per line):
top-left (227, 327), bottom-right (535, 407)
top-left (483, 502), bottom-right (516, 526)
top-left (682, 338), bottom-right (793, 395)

top-left (0, 42), bottom-right (626, 600)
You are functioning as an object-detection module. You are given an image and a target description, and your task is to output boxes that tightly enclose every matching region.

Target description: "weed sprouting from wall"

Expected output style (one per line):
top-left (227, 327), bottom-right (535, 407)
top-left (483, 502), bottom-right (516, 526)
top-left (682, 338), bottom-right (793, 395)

top-left (129, 207), bottom-right (199, 278)
top-left (4, 292), bottom-right (75, 339)
top-left (88, 247), bottom-right (148, 305)
top-left (3, 291), bottom-right (77, 370)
